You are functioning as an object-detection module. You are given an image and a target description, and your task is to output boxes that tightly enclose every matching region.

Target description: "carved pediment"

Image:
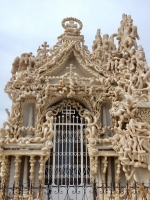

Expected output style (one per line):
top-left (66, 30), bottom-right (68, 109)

top-left (10, 17), bottom-right (113, 84)
top-left (45, 52), bottom-right (99, 79)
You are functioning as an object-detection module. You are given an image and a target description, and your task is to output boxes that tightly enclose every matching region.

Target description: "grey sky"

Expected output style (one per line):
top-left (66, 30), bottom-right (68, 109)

top-left (0, 0), bottom-right (150, 126)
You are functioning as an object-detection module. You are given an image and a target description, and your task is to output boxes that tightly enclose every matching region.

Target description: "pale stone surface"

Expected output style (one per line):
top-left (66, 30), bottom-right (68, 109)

top-left (0, 15), bottom-right (150, 199)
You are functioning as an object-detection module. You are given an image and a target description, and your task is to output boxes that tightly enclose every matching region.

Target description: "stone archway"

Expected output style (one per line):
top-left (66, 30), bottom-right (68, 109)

top-left (44, 100), bottom-right (92, 199)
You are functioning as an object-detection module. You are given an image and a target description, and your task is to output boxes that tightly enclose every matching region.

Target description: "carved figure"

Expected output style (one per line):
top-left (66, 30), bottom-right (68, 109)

top-left (84, 110), bottom-right (100, 139)
top-left (102, 34), bottom-right (116, 53)
top-left (11, 57), bottom-right (20, 75)
top-left (42, 111), bottom-right (54, 140)
top-left (117, 14), bottom-right (140, 53)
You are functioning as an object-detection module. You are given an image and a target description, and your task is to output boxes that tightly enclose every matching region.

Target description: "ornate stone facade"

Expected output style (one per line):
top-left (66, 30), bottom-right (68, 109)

top-left (1, 14), bottom-right (150, 199)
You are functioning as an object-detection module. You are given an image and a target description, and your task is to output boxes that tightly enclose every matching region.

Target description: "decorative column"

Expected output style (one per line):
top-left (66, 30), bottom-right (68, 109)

top-left (99, 157), bottom-right (108, 200)
top-left (29, 156), bottom-right (36, 184)
top-left (115, 158), bottom-right (121, 184)
top-left (29, 156), bottom-right (36, 200)
top-left (114, 158), bottom-right (121, 200)
top-left (14, 156), bottom-right (21, 200)
top-left (5, 157), bottom-right (11, 186)
top-left (23, 156), bottom-right (29, 198)
top-left (90, 156), bottom-right (98, 182)
top-left (107, 158), bottom-right (112, 184)
top-left (1, 156), bottom-right (7, 185)
top-left (37, 156), bottom-right (45, 199)
top-left (0, 156), bottom-right (7, 199)
top-left (39, 156), bottom-right (45, 185)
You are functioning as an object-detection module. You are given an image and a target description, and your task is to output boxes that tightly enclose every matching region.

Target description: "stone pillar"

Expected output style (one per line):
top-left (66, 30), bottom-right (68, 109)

top-left (38, 156), bottom-right (45, 185)
top-left (0, 156), bottom-right (10, 199)
top-left (114, 158), bottom-right (121, 200)
top-left (4, 157), bottom-right (11, 187)
top-left (14, 156), bottom-right (21, 200)
top-left (29, 156), bottom-right (36, 184)
top-left (23, 156), bottom-right (29, 198)
top-left (37, 156), bottom-right (45, 199)
top-left (99, 157), bottom-right (108, 200)
top-left (115, 158), bottom-right (121, 184)
top-left (1, 156), bottom-right (7, 185)
top-left (97, 157), bottom-right (102, 200)
top-left (29, 156), bottom-right (36, 200)
top-left (107, 158), bottom-right (112, 184)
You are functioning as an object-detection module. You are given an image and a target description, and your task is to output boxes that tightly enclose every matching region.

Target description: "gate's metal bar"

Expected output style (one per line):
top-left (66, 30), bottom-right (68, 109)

top-left (52, 124), bottom-right (56, 184)
top-left (58, 115), bottom-right (60, 185)
top-left (81, 120), bottom-right (83, 184)
top-left (61, 115), bottom-right (64, 185)
top-left (65, 112), bottom-right (67, 185)
top-left (73, 115), bottom-right (75, 186)
top-left (76, 116), bottom-right (79, 185)
top-left (85, 127), bottom-right (88, 185)
top-left (48, 147), bottom-right (50, 182)
top-left (69, 106), bottom-right (71, 185)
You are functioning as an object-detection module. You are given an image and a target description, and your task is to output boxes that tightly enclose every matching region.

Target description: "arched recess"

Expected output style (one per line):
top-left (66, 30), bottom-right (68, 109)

top-left (100, 101), bottom-right (116, 187)
top-left (101, 101), bottom-right (112, 137)
top-left (24, 101), bottom-right (36, 128)
top-left (45, 100), bottom-right (91, 186)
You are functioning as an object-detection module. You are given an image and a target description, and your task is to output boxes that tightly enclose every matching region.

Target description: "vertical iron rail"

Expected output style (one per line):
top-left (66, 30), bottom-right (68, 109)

top-left (93, 179), bottom-right (97, 200)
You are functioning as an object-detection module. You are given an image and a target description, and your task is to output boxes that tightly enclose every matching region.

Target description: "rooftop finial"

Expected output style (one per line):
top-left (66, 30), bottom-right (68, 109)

top-left (61, 17), bottom-right (83, 36)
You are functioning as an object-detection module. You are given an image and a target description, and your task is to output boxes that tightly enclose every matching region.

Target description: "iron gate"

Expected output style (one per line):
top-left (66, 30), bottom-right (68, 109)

top-left (44, 105), bottom-right (91, 199)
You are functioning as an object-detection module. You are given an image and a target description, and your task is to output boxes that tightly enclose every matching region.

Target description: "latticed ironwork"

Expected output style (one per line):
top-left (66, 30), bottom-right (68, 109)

top-left (1, 182), bottom-right (150, 200)
top-left (45, 106), bottom-right (90, 187)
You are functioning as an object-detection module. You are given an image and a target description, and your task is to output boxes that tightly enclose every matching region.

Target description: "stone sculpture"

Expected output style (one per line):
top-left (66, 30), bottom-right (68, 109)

top-left (0, 14), bottom-right (150, 200)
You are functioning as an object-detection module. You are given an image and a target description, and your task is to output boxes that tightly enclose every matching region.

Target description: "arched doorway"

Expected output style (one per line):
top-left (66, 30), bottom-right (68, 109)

top-left (45, 105), bottom-right (90, 185)
top-left (44, 104), bottom-right (91, 199)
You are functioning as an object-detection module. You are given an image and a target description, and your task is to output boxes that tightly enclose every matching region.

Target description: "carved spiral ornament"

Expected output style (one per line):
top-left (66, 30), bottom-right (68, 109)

top-left (45, 140), bottom-right (53, 149)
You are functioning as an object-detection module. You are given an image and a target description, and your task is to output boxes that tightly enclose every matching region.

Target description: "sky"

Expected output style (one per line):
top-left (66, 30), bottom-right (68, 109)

top-left (0, 0), bottom-right (150, 127)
